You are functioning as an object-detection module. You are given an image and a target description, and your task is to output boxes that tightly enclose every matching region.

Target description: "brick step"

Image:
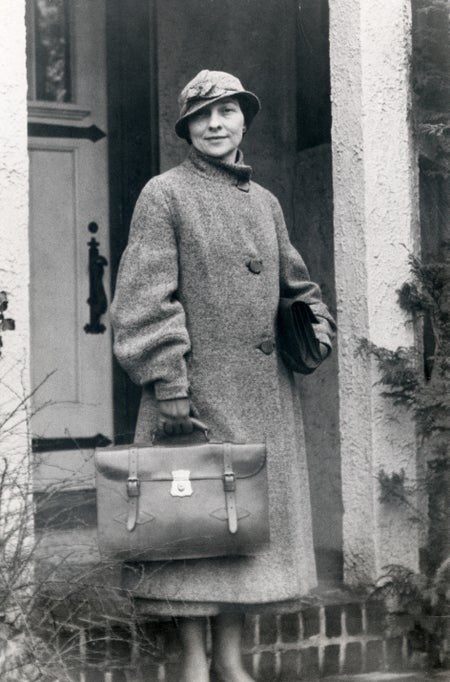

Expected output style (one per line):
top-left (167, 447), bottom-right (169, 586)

top-left (322, 673), bottom-right (449, 681)
top-left (31, 545), bottom-right (448, 682)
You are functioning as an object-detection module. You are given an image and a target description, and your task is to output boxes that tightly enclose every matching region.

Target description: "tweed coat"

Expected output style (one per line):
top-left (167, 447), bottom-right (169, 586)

top-left (110, 147), bottom-right (335, 616)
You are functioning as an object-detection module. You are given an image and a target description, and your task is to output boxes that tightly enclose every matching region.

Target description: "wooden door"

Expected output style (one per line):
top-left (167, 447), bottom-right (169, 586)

top-left (27, 0), bottom-right (113, 447)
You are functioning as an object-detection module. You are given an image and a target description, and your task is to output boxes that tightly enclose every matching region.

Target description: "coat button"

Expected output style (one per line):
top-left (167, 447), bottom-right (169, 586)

top-left (247, 259), bottom-right (263, 274)
top-left (259, 340), bottom-right (275, 355)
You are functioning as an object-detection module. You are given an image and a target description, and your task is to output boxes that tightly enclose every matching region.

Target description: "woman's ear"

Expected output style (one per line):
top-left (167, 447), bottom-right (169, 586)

top-left (242, 125), bottom-right (247, 134)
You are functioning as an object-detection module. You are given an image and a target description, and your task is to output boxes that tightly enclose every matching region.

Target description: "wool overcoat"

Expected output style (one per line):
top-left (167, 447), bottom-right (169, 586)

top-left (110, 147), bottom-right (335, 616)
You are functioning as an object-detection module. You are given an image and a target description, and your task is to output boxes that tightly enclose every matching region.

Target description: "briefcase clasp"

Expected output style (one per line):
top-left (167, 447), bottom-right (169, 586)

top-left (170, 470), bottom-right (193, 497)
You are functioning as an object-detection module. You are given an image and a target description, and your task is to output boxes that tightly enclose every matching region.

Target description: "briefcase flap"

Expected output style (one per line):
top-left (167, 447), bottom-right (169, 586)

top-left (94, 442), bottom-right (266, 482)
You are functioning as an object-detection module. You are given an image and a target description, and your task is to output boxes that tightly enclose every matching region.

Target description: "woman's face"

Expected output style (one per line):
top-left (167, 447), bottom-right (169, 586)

top-left (187, 97), bottom-right (245, 164)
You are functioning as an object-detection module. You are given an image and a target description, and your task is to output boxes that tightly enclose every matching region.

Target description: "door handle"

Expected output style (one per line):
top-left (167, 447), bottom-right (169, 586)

top-left (84, 222), bottom-right (108, 334)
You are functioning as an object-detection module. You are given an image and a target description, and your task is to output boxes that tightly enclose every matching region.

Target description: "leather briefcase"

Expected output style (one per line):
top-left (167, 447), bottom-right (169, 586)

top-left (94, 438), bottom-right (270, 562)
top-left (278, 298), bottom-right (324, 374)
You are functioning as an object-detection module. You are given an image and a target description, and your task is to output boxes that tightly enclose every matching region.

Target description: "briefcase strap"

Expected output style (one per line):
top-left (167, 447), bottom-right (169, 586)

top-left (127, 447), bottom-right (140, 532)
top-left (223, 443), bottom-right (238, 534)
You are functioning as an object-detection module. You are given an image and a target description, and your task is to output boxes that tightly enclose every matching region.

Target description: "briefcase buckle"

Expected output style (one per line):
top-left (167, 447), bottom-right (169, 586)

top-left (170, 470), bottom-right (193, 497)
top-left (223, 472), bottom-right (236, 492)
top-left (127, 477), bottom-right (140, 497)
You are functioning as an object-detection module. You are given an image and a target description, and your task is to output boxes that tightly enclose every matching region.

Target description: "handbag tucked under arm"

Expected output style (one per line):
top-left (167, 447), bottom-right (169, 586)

top-left (271, 197), bottom-right (336, 350)
top-left (270, 199), bottom-right (336, 373)
top-left (278, 298), bottom-right (323, 374)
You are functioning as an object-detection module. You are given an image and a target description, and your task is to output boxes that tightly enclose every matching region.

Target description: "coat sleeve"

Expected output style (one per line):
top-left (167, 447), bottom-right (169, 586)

top-left (110, 179), bottom-right (191, 401)
top-left (272, 196), bottom-right (336, 350)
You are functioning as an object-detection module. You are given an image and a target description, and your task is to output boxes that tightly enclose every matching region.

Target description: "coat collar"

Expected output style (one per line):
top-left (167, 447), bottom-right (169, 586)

top-left (185, 146), bottom-right (253, 191)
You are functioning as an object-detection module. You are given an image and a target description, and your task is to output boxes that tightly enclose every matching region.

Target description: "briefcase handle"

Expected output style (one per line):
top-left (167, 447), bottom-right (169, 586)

top-left (151, 418), bottom-right (209, 444)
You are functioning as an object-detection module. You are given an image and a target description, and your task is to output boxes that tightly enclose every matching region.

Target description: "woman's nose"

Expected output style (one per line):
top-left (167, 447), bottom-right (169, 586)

top-left (208, 111), bottom-right (222, 128)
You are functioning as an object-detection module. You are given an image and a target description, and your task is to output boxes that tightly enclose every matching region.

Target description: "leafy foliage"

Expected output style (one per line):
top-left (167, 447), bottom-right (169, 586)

top-left (373, 564), bottom-right (429, 614)
top-left (371, 561), bottom-right (450, 668)
top-left (412, 0), bottom-right (450, 176)
top-left (377, 469), bottom-right (408, 506)
top-left (360, 250), bottom-right (450, 452)
top-left (398, 253), bottom-right (450, 447)
top-left (360, 247), bottom-right (450, 578)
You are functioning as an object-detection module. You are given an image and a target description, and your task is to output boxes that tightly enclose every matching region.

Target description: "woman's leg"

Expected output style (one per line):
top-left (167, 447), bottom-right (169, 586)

top-left (178, 617), bottom-right (209, 682)
top-left (211, 613), bottom-right (255, 682)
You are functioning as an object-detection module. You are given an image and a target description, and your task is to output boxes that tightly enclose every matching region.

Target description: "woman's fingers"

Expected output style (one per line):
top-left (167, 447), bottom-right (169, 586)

top-left (157, 399), bottom-right (207, 436)
top-left (158, 397), bottom-right (191, 433)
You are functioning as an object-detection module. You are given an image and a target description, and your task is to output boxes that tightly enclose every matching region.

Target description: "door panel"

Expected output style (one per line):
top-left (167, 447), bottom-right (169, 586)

top-left (29, 147), bottom-right (79, 410)
top-left (28, 0), bottom-right (113, 443)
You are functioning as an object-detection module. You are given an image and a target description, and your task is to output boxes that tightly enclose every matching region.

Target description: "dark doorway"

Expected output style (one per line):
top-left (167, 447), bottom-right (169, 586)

top-left (107, 0), bottom-right (159, 444)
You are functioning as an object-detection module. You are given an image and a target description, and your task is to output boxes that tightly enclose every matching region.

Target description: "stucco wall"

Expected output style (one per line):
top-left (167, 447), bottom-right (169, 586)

top-left (329, 0), bottom-right (421, 582)
top-left (156, 0), bottom-right (342, 578)
top-left (0, 1), bottom-right (32, 540)
top-left (0, 2), bottom-right (30, 441)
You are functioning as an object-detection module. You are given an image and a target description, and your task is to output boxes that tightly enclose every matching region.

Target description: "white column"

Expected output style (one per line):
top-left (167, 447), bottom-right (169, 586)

top-left (329, 0), bottom-right (421, 583)
top-left (0, 0), bottom-right (33, 584)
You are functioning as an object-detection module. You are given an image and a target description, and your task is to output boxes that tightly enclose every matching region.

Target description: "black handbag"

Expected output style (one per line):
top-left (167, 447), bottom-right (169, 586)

top-left (277, 298), bottom-right (324, 374)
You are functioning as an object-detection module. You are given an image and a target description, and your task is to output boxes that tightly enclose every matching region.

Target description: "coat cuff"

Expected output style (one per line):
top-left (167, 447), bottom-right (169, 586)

top-left (154, 380), bottom-right (190, 402)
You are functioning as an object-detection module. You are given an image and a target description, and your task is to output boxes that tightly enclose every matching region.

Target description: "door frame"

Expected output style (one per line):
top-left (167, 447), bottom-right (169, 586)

top-left (106, 0), bottom-right (160, 444)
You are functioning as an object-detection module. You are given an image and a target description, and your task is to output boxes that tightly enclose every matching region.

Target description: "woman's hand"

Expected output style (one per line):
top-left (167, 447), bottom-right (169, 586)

top-left (157, 398), bottom-right (195, 436)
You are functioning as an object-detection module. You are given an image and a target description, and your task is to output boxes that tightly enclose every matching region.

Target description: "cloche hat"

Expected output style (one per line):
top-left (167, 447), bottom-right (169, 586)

top-left (175, 70), bottom-right (261, 141)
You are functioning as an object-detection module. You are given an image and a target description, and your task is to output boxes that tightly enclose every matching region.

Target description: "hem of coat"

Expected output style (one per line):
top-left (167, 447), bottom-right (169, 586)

top-left (131, 596), bottom-right (314, 618)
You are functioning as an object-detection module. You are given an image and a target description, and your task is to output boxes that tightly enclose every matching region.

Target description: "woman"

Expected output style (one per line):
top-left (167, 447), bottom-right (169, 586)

top-left (111, 70), bottom-right (335, 682)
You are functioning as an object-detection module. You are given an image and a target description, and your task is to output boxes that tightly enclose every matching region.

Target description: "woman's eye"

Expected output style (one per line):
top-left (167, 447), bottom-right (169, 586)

top-left (192, 110), bottom-right (209, 122)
